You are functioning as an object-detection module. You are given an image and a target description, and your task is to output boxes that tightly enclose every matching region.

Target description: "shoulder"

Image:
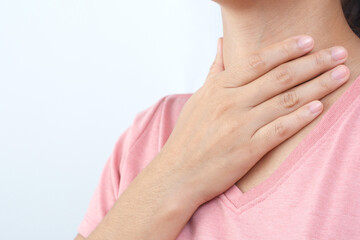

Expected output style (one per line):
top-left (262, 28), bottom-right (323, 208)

top-left (117, 93), bottom-right (193, 192)
top-left (116, 93), bottom-right (193, 153)
top-left (129, 92), bottom-right (193, 152)
top-left (129, 93), bottom-right (193, 148)
top-left (77, 93), bottom-right (194, 238)
top-left (157, 93), bottom-right (193, 133)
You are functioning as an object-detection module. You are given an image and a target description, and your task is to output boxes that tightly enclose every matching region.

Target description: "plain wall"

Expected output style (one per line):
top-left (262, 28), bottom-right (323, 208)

top-left (0, 0), bottom-right (222, 239)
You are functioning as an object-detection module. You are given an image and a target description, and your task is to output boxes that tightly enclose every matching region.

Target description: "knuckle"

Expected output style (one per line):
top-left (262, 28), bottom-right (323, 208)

top-left (281, 41), bottom-right (292, 58)
top-left (295, 110), bottom-right (305, 123)
top-left (318, 76), bottom-right (332, 92)
top-left (314, 51), bottom-right (328, 67)
top-left (274, 65), bottom-right (293, 85)
top-left (274, 121), bottom-right (288, 138)
top-left (247, 52), bottom-right (266, 73)
top-left (277, 91), bottom-right (299, 109)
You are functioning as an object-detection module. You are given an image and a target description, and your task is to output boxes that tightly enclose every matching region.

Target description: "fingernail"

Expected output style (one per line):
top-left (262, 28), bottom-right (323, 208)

top-left (331, 47), bottom-right (347, 61)
top-left (297, 36), bottom-right (314, 49)
top-left (331, 65), bottom-right (349, 82)
top-left (308, 101), bottom-right (323, 114)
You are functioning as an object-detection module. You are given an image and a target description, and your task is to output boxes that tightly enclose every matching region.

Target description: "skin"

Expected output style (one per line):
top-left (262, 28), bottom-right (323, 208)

top-left (75, 0), bottom-right (360, 239)
top-left (213, 0), bottom-right (360, 192)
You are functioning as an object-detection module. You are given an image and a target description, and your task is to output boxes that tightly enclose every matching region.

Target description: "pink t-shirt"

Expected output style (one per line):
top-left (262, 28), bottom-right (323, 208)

top-left (78, 75), bottom-right (360, 239)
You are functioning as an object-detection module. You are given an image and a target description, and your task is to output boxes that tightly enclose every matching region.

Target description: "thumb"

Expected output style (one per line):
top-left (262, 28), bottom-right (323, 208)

top-left (208, 37), bottom-right (225, 76)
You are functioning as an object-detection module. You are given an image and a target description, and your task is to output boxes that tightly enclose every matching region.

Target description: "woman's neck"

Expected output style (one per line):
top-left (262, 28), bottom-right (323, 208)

top-left (218, 0), bottom-right (360, 73)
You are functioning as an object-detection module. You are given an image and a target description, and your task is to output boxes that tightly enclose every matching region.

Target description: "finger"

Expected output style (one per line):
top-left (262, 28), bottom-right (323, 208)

top-left (250, 100), bottom-right (323, 156)
top-left (217, 35), bottom-right (314, 88)
top-left (207, 37), bottom-right (225, 77)
top-left (242, 46), bottom-right (348, 107)
top-left (249, 64), bottom-right (349, 130)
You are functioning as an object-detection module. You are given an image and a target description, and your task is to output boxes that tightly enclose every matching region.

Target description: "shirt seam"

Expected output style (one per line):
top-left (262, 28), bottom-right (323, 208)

top-left (221, 91), bottom-right (360, 214)
top-left (124, 95), bottom-right (168, 159)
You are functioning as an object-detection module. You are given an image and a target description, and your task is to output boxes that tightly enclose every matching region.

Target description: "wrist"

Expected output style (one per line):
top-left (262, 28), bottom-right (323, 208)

top-left (145, 152), bottom-right (204, 212)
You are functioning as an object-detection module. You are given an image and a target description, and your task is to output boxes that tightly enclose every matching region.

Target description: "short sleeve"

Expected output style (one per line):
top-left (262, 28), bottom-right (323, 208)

top-left (77, 95), bottom-right (167, 238)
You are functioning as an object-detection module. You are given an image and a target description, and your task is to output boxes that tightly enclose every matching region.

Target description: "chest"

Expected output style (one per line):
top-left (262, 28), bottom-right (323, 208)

top-left (177, 119), bottom-right (360, 239)
top-left (234, 89), bottom-right (345, 193)
top-left (235, 120), bottom-right (316, 193)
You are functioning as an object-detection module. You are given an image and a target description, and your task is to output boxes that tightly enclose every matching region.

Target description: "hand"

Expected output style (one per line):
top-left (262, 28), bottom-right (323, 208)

top-left (155, 35), bottom-right (349, 206)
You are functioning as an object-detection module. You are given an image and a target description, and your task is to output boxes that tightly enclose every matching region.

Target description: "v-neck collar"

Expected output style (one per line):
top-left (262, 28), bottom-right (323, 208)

top-left (219, 74), bottom-right (360, 214)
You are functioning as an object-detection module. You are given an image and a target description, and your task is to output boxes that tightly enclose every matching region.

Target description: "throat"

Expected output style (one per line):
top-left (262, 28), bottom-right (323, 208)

top-left (235, 75), bottom-right (356, 193)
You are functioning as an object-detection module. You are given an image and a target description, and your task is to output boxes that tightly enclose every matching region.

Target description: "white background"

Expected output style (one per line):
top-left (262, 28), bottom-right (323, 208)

top-left (0, 0), bottom-right (222, 239)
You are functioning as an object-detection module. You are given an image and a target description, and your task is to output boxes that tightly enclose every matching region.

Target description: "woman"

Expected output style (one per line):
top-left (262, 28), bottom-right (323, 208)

top-left (75, 0), bottom-right (360, 239)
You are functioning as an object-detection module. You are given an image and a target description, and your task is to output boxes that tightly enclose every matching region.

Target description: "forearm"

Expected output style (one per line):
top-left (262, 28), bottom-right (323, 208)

top-left (87, 153), bottom-right (201, 240)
